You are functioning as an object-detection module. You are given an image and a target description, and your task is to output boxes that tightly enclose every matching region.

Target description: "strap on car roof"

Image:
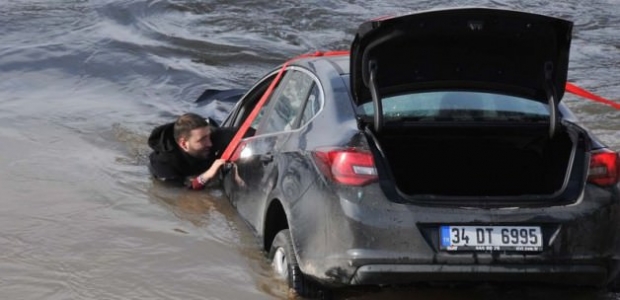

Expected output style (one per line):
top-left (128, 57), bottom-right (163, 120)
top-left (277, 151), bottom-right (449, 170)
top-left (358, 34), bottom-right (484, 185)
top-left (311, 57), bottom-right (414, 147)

top-left (219, 50), bottom-right (617, 161)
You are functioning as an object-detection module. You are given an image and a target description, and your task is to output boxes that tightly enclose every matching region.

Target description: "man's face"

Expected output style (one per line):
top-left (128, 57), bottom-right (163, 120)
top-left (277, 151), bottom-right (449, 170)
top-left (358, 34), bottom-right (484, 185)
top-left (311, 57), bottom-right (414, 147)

top-left (178, 126), bottom-right (212, 159)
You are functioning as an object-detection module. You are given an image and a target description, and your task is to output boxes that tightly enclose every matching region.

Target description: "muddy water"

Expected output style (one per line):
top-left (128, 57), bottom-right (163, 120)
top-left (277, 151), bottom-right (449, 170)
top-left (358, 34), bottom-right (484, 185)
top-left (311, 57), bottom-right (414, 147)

top-left (0, 1), bottom-right (618, 299)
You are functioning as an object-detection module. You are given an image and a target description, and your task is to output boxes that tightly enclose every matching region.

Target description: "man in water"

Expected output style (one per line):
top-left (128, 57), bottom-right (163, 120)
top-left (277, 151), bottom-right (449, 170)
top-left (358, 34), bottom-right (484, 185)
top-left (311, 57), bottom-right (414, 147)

top-left (148, 112), bottom-right (237, 189)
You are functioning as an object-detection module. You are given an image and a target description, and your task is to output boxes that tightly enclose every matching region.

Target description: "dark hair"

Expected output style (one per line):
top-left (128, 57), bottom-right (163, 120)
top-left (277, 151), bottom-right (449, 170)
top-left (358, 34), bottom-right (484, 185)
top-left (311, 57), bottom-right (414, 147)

top-left (173, 113), bottom-right (209, 142)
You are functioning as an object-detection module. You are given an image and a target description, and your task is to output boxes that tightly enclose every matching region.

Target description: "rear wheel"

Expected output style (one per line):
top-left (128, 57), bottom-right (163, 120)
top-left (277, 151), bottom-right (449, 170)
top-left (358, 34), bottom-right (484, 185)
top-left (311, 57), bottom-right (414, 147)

top-left (269, 229), bottom-right (329, 299)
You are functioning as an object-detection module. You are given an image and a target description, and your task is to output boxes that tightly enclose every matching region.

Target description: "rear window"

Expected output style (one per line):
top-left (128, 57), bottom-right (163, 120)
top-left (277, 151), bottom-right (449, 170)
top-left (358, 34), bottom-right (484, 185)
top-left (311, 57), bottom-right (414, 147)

top-left (358, 91), bottom-right (549, 122)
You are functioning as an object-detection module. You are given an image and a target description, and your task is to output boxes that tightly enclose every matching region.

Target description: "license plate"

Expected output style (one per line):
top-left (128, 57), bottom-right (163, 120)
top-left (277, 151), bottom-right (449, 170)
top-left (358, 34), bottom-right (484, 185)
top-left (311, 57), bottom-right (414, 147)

top-left (440, 226), bottom-right (542, 252)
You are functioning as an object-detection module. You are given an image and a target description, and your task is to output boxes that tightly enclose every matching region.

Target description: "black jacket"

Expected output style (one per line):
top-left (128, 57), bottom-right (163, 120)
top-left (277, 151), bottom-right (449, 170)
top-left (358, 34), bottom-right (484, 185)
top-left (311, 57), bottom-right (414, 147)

top-left (147, 122), bottom-right (240, 185)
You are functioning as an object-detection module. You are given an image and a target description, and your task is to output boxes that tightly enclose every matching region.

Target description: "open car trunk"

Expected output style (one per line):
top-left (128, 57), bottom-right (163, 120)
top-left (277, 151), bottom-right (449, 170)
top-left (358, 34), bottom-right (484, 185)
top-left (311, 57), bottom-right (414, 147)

top-left (371, 123), bottom-right (586, 198)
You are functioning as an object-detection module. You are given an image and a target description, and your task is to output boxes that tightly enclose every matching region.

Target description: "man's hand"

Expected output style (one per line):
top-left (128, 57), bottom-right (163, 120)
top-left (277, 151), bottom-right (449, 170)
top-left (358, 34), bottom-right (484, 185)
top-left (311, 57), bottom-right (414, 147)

top-left (232, 163), bottom-right (246, 188)
top-left (198, 159), bottom-right (226, 184)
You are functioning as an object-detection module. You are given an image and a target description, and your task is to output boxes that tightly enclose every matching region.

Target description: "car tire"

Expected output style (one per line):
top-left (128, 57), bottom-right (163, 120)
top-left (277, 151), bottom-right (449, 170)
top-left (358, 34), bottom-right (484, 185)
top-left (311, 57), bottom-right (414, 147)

top-left (269, 229), bottom-right (330, 299)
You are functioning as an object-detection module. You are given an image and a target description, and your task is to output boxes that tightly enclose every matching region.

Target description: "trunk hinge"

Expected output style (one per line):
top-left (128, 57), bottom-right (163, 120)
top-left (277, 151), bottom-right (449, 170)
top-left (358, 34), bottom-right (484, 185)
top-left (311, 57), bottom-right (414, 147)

top-left (368, 60), bottom-right (383, 133)
top-left (545, 61), bottom-right (559, 139)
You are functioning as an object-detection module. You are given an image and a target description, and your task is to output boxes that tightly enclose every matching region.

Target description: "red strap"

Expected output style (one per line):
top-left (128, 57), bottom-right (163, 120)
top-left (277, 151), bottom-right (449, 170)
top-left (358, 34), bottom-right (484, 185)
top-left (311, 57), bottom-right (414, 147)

top-left (221, 51), bottom-right (349, 161)
top-left (219, 54), bottom-right (617, 163)
top-left (220, 62), bottom-right (289, 161)
top-left (566, 82), bottom-right (620, 110)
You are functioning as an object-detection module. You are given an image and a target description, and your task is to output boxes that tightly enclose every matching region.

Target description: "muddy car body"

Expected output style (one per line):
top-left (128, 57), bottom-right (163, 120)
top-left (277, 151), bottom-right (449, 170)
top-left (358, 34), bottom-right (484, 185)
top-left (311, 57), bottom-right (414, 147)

top-left (219, 7), bottom-right (620, 297)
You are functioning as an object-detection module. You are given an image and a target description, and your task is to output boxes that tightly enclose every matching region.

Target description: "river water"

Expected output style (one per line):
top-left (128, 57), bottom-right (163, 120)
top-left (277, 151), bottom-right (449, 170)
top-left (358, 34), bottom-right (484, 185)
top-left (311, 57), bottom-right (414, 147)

top-left (0, 1), bottom-right (618, 299)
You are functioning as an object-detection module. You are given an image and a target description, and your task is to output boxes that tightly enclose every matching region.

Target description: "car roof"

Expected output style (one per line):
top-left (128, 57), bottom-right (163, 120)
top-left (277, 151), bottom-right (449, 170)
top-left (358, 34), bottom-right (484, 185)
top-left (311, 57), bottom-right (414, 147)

top-left (326, 56), bottom-right (350, 75)
top-left (291, 55), bottom-right (350, 76)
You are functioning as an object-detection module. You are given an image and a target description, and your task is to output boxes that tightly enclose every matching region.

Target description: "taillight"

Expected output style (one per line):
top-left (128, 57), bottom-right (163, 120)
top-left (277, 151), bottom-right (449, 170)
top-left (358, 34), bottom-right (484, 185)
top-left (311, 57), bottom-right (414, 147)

top-left (588, 149), bottom-right (620, 187)
top-left (313, 148), bottom-right (378, 186)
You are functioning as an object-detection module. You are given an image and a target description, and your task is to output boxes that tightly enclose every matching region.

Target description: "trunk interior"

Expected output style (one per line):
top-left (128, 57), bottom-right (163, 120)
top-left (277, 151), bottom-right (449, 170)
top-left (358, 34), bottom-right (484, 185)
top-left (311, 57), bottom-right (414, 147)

top-left (373, 124), bottom-right (580, 197)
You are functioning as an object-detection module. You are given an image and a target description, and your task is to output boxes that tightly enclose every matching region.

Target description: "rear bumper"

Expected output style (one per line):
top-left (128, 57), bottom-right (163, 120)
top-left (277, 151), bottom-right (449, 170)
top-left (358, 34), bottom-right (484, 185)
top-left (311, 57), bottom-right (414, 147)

top-left (290, 182), bottom-right (620, 288)
top-left (351, 264), bottom-right (607, 286)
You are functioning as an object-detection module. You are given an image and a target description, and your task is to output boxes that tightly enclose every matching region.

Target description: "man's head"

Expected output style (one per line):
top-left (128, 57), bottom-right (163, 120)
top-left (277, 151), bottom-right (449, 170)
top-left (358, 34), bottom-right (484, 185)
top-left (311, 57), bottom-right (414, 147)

top-left (173, 113), bottom-right (212, 159)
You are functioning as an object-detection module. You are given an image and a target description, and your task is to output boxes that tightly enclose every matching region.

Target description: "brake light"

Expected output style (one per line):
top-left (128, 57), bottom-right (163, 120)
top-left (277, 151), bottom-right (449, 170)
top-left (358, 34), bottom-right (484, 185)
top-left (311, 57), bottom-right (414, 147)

top-left (588, 149), bottom-right (620, 186)
top-left (313, 148), bottom-right (378, 186)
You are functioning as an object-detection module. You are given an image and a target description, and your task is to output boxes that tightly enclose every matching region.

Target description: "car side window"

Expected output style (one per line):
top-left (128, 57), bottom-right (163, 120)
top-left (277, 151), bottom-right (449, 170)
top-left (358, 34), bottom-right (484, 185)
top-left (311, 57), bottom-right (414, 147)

top-left (228, 72), bottom-right (281, 132)
top-left (261, 70), bottom-right (315, 134)
top-left (250, 92), bottom-right (275, 129)
top-left (300, 84), bottom-right (321, 127)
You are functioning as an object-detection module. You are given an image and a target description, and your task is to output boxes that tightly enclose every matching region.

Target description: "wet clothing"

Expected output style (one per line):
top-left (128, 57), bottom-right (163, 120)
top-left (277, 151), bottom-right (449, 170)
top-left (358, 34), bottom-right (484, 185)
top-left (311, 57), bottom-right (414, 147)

top-left (147, 122), bottom-right (239, 186)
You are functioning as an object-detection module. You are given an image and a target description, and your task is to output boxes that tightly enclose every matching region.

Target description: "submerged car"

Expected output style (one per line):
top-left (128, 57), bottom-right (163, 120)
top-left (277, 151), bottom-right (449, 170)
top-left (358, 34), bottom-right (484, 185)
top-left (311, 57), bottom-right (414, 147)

top-left (216, 7), bottom-right (620, 298)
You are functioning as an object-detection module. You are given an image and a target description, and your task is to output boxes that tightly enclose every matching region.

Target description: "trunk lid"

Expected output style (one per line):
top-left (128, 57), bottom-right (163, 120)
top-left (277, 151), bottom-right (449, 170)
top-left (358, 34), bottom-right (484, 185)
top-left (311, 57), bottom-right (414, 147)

top-left (350, 7), bottom-right (573, 106)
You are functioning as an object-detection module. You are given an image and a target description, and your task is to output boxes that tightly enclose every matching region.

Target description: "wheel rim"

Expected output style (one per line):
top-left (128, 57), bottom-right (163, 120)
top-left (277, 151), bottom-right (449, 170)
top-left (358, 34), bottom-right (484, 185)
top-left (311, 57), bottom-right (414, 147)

top-left (272, 247), bottom-right (288, 279)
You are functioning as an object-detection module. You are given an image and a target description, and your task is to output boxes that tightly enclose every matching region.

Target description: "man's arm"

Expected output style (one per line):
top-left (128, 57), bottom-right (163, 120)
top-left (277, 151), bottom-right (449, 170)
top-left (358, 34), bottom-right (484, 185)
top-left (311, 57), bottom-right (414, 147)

top-left (189, 159), bottom-right (227, 190)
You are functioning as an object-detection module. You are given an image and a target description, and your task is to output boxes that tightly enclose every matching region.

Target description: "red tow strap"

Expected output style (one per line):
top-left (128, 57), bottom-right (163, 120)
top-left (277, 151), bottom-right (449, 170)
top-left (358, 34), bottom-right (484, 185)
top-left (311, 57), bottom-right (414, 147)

top-left (220, 51), bottom-right (618, 162)
top-left (220, 51), bottom-right (349, 161)
top-left (566, 82), bottom-right (620, 110)
top-left (219, 62), bottom-right (288, 161)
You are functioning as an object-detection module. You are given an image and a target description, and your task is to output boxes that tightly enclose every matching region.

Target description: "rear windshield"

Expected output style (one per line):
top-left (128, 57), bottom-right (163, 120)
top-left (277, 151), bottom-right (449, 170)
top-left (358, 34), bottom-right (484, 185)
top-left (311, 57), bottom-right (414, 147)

top-left (357, 91), bottom-right (550, 122)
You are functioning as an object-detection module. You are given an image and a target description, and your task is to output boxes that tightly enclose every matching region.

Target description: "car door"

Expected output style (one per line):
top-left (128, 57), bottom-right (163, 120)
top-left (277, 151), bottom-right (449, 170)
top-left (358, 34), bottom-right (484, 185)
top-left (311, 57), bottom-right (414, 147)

top-left (225, 67), bottom-right (317, 231)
